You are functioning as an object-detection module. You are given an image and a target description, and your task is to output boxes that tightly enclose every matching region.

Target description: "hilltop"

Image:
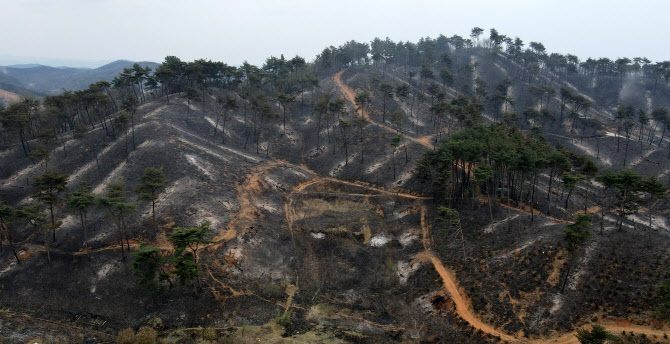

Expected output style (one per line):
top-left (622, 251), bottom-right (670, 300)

top-left (1, 31), bottom-right (670, 343)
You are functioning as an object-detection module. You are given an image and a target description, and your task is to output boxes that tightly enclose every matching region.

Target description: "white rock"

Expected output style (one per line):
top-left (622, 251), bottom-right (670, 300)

top-left (370, 234), bottom-right (391, 247)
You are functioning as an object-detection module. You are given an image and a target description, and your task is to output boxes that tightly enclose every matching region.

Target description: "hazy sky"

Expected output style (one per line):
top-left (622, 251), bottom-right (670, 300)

top-left (2, 0), bottom-right (669, 68)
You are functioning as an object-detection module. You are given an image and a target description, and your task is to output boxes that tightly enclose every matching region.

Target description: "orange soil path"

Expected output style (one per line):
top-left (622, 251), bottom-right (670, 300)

top-left (284, 176), bottom-right (519, 341)
top-left (333, 70), bottom-right (434, 149)
top-left (426, 252), bottom-right (517, 342)
top-left (8, 99), bottom-right (667, 342)
top-left (417, 209), bottom-right (668, 343)
top-left (280, 142), bottom-right (668, 343)
top-left (334, 70), bottom-right (570, 226)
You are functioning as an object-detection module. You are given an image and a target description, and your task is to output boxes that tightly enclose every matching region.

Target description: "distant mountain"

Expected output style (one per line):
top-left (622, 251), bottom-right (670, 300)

top-left (0, 55), bottom-right (111, 69)
top-left (7, 64), bottom-right (46, 69)
top-left (0, 71), bottom-right (50, 102)
top-left (0, 59), bottom-right (159, 96)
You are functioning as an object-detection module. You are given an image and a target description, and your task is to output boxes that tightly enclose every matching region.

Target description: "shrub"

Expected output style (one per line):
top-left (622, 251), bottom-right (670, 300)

top-left (116, 328), bottom-right (135, 344)
top-left (261, 282), bottom-right (284, 299)
top-left (274, 311), bottom-right (291, 328)
top-left (74, 122), bottom-right (89, 138)
top-left (147, 316), bottom-right (164, 330)
top-left (136, 326), bottom-right (158, 344)
top-left (203, 327), bottom-right (217, 340)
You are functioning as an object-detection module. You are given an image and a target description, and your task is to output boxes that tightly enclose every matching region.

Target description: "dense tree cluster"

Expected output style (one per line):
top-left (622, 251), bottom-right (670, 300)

top-left (313, 30), bottom-right (670, 90)
top-left (417, 122), bottom-right (570, 219)
top-left (417, 122), bottom-right (666, 233)
top-left (132, 221), bottom-right (212, 293)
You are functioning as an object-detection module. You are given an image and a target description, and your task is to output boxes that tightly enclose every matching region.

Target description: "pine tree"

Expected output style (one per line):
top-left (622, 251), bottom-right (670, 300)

top-left (354, 117), bottom-right (368, 163)
top-left (32, 169), bottom-right (67, 242)
top-left (185, 86), bottom-right (200, 115)
top-left (67, 182), bottom-right (95, 260)
top-left (639, 176), bottom-right (667, 247)
top-left (0, 202), bottom-right (21, 264)
top-left (215, 95), bottom-right (238, 144)
top-left (339, 120), bottom-right (351, 166)
top-left (96, 181), bottom-right (137, 259)
top-left (580, 160), bottom-right (599, 214)
top-left (28, 144), bottom-right (50, 171)
top-left (132, 242), bottom-right (168, 292)
top-left (136, 167), bottom-right (168, 227)
top-left (575, 325), bottom-right (617, 344)
top-left (114, 111), bottom-right (130, 156)
top-left (169, 222), bottom-right (212, 292)
top-left (390, 135), bottom-right (401, 179)
top-left (597, 170), bottom-right (642, 231)
top-left (562, 172), bottom-right (585, 215)
top-left (276, 92), bottom-right (295, 134)
top-left (561, 214), bottom-right (592, 293)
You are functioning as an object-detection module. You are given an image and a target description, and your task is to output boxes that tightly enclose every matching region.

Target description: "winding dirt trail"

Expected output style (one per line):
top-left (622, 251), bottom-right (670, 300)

top-left (333, 70), bottom-right (571, 226)
top-left (284, 175), bottom-right (518, 341)
top-left (333, 70), bottom-right (434, 149)
top-left (419, 213), bottom-right (668, 343)
top-left (283, 171), bottom-right (668, 343)
top-left (425, 252), bottom-right (518, 342)
top-left (198, 71), bottom-right (669, 343)
top-left (7, 98), bottom-right (667, 342)
top-left (415, 201), bottom-right (518, 342)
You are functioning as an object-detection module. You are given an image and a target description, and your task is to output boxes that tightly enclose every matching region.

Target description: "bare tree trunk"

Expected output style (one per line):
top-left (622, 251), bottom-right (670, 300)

top-left (81, 211), bottom-right (90, 260)
top-left (391, 149), bottom-right (396, 179)
top-left (120, 212), bottom-right (131, 251)
top-left (565, 188), bottom-right (573, 216)
top-left (584, 180), bottom-right (590, 214)
top-left (50, 204), bottom-right (56, 242)
top-left (403, 140), bottom-right (409, 163)
top-left (560, 252), bottom-right (576, 294)
top-left (600, 203), bottom-right (605, 235)
top-left (340, 126), bottom-right (348, 166)
top-left (506, 172), bottom-right (511, 232)
top-left (530, 173), bottom-right (537, 222)
top-left (360, 126), bottom-right (365, 164)
top-left (659, 126), bottom-right (666, 147)
top-left (486, 181), bottom-right (494, 229)
top-left (617, 189), bottom-right (628, 231)
top-left (1, 221), bottom-right (20, 264)
top-left (117, 225), bottom-right (126, 259)
top-left (623, 134), bottom-right (630, 166)
top-left (44, 231), bottom-right (51, 264)
top-left (213, 113), bottom-right (220, 137)
top-left (124, 129), bottom-right (129, 157)
top-left (131, 114), bottom-right (136, 150)
top-left (152, 199), bottom-right (157, 226)
top-left (648, 213), bottom-right (653, 248)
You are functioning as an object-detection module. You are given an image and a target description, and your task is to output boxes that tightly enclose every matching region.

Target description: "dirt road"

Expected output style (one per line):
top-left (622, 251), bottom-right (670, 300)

top-left (333, 70), bottom-right (434, 149)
